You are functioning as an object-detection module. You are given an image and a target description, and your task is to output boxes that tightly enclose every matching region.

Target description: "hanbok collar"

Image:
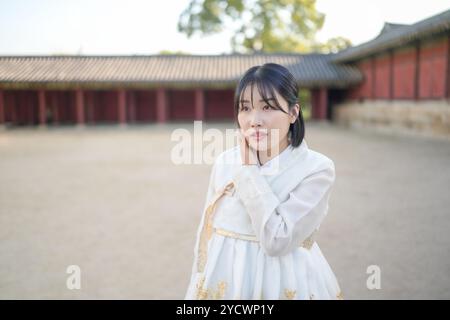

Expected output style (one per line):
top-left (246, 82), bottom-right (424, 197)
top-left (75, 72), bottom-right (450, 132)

top-left (258, 139), bottom-right (309, 176)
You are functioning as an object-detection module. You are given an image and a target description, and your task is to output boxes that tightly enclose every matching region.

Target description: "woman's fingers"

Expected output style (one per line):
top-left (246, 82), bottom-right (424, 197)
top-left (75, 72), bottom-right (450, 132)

top-left (238, 129), bottom-right (258, 165)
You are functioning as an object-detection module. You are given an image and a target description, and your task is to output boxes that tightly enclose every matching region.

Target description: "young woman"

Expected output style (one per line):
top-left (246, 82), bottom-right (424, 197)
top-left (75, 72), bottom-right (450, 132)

top-left (185, 63), bottom-right (343, 300)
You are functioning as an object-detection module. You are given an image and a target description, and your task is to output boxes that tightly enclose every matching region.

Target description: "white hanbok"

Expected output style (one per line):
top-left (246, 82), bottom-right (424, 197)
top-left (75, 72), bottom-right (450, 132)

top-left (185, 139), bottom-right (343, 300)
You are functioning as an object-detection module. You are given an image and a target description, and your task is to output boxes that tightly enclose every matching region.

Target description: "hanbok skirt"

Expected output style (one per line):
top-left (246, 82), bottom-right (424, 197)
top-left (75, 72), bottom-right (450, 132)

top-left (185, 229), bottom-right (343, 300)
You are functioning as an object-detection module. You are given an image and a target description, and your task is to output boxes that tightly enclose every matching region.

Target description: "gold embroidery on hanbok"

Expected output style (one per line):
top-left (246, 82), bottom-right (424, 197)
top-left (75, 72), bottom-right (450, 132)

top-left (215, 228), bottom-right (259, 242)
top-left (336, 291), bottom-right (344, 300)
top-left (195, 276), bottom-right (208, 300)
top-left (197, 181), bottom-right (235, 273)
top-left (301, 230), bottom-right (317, 249)
top-left (214, 227), bottom-right (317, 248)
top-left (284, 289), bottom-right (296, 300)
top-left (195, 275), bottom-right (228, 300)
top-left (213, 281), bottom-right (227, 299)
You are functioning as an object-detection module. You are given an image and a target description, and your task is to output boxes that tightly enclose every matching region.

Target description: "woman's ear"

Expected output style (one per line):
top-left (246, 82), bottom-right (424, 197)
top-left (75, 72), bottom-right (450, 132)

top-left (289, 104), bottom-right (300, 124)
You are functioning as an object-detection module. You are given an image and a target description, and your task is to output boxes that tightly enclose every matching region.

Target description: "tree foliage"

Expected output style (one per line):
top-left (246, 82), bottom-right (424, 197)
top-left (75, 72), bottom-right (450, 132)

top-left (178, 0), bottom-right (351, 53)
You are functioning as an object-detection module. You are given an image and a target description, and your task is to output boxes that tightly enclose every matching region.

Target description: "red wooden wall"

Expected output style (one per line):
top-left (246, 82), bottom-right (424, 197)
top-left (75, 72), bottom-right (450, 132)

top-left (205, 89), bottom-right (234, 120)
top-left (46, 90), bottom-right (76, 124)
top-left (167, 89), bottom-right (196, 120)
top-left (418, 38), bottom-right (448, 98)
top-left (128, 90), bottom-right (157, 122)
top-left (393, 47), bottom-right (417, 98)
top-left (347, 35), bottom-right (450, 101)
top-left (2, 90), bottom-right (39, 125)
top-left (374, 53), bottom-right (391, 99)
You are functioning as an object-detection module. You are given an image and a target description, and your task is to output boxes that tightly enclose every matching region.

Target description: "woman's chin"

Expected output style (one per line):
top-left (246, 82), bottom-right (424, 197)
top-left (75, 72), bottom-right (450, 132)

top-left (248, 138), bottom-right (270, 151)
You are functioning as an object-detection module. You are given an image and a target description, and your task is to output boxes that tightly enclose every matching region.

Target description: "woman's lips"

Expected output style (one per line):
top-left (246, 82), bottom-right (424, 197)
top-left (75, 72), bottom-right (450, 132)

top-left (250, 132), bottom-right (267, 141)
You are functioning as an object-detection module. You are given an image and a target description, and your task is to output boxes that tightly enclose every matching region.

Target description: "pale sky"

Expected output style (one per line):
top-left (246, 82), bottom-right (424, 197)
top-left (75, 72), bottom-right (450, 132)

top-left (0, 0), bottom-right (449, 55)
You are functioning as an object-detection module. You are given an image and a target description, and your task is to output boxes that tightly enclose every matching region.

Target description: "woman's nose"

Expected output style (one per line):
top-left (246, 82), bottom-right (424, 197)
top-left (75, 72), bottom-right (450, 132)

top-left (250, 111), bottom-right (263, 127)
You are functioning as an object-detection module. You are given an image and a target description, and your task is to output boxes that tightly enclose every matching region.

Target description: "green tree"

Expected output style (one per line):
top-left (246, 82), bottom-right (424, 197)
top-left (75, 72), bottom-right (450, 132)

top-left (312, 36), bottom-right (352, 54)
top-left (178, 0), bottom-right (328, 53)
top-left (158, 50), bottom-right (192, 55)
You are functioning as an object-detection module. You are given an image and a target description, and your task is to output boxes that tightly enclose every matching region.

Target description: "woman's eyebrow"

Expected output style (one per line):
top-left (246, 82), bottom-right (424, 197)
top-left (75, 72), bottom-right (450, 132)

top-left (240, 98), bottom-right (276, 102)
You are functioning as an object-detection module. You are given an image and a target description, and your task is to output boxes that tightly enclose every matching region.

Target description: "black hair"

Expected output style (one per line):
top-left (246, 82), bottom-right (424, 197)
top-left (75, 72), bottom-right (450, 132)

top-left (233, 63), bottom-right (305, 147)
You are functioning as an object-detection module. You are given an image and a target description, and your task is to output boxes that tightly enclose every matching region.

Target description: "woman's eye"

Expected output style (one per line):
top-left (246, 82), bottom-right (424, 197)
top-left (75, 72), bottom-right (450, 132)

top-left (263, 105), bottom-right (272, 111)
top-left (240, 106), bottom-right (249, 112)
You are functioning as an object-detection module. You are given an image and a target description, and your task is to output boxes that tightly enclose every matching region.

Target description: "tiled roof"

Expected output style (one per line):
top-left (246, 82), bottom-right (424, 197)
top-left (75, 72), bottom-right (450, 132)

top-left (0, 53), bottom-right (362, 89)
top-left (333, 9), bottom-right (450, 63)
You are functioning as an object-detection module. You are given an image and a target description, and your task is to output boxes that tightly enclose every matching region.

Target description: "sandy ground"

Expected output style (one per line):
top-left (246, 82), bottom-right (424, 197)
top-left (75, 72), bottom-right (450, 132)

top-left (0, 121), bottom-right (449, 299)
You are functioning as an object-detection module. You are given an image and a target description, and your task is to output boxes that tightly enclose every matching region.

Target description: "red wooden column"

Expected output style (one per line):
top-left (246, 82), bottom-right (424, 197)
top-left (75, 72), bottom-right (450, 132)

top-left (414, 42), bottom-right (421, 101)
top-left (38, 89), bottom-right (46, 126)
top-left (319, 87), bottom-right (328, 120)
top-left (389, 50), bottom-right (394, 100)
top-left (75, 89), bottom-right (85, 125)
top-left (10, 92), bottom-right (16, 125)
top-left (194, 88), bottom-right (205, 121)
top-left (85, 91), bottom-right (94, 124)
top-left (50, 93), bottom-right (59, 124)
top-left (311, 89), bottom-right (317, 119)
top-left (117, 89), bottom-right (127, 124)
top-left (127, 91), bottom-right (136, 123)
top-left (156, 87), bottom-right (168, 123)
top-left (0, 90), bottom-right (4, 125)
top-left (371, 57), bottom-right (376, 99)
top-left (311, 88), bottom-right (328, 120)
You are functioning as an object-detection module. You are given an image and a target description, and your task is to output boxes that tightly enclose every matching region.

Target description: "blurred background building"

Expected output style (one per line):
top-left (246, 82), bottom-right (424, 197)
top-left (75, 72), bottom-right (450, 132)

top-left (0, 9), bottom-right (449, 138)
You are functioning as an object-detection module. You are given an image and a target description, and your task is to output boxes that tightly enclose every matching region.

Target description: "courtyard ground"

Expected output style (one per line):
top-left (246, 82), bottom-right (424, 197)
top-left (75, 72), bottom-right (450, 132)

top-left (0, 121), bottom-right (449, 299)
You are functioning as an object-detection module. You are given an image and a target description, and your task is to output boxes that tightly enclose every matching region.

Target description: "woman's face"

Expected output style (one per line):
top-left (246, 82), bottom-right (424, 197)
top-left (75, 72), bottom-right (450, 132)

top-left (237, 84), bottom-right (298, 153)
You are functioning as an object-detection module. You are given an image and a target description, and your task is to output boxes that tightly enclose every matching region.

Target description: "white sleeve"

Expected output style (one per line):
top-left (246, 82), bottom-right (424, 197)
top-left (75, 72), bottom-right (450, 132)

top-left (232, 161), bottom-right (336, 257)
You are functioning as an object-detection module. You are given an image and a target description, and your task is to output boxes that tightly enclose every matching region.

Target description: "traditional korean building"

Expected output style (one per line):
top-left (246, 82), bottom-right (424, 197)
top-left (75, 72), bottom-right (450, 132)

top-left (0, 9), bottom-right (449, 137)
top-left (0, 54), bottom-right (360, 126)
top-left (332, 9), bottom-right (450, 137)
